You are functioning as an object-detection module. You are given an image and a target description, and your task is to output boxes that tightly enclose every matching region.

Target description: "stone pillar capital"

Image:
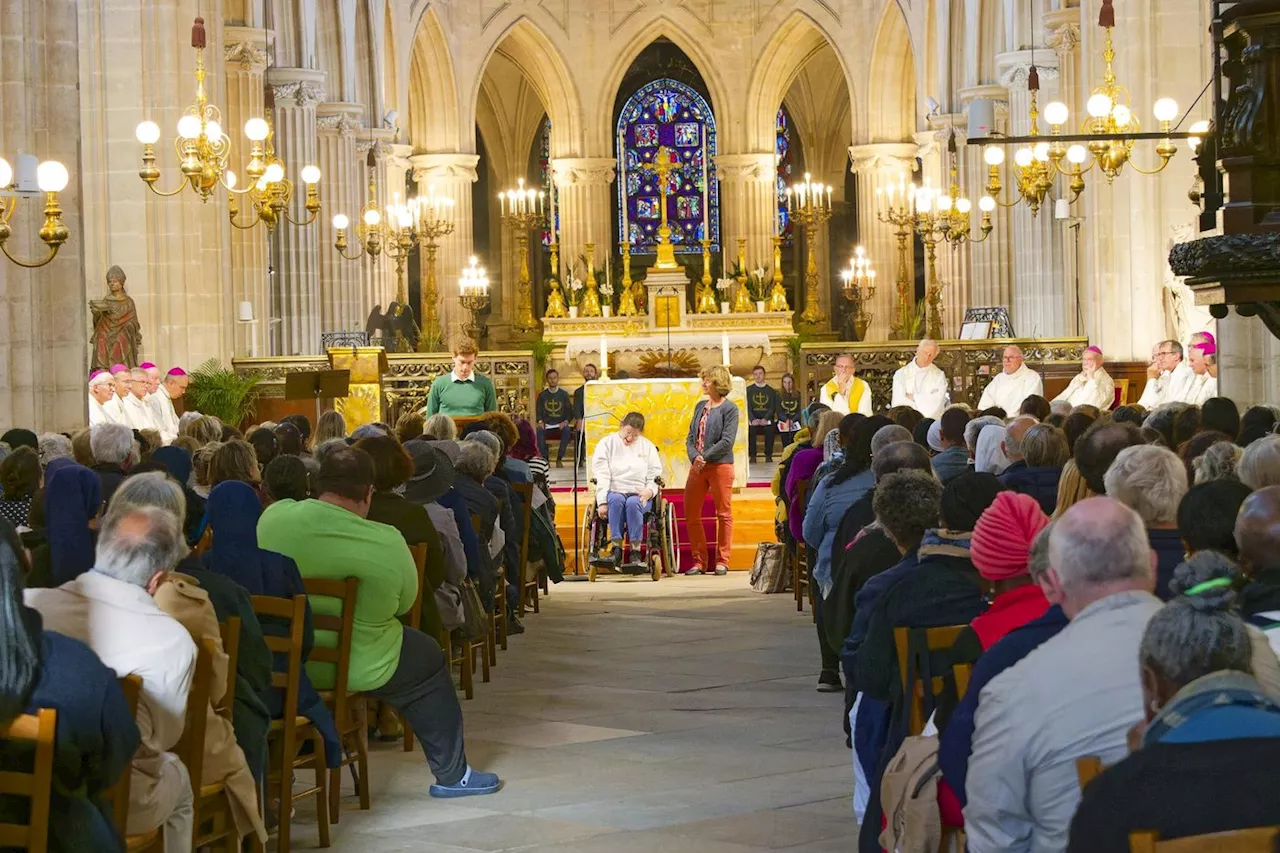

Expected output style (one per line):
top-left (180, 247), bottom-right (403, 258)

top-left (356, 128), bottom-right (396, 160)
top-left (266, 67), bottom-right (326, 108)
top-left (409, 152), bottom-right (480, 184)
top-left (550, 157), bottom-right (616, 187)
top-left (385, 143), bottom-right (414, 172)
top-left (1043, 9), bottom-right (1082, 57)
top-left (715, 152), bottom-right (775, 183)
top-left (959, 84), bottom-right (1010, 106)
top-left (848, 143), bottom-right (919, 177)
top-left (316, 102), bottom-right (365, 136)
top-left (224, 26), bottom-right (272, 73)
top-left (996, 50), bottom-right (1061, 89)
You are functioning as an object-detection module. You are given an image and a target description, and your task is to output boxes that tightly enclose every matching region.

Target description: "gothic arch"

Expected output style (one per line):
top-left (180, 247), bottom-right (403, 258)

top-left (594, 17), bottom-right (732, 153)
top-left (746, 11), bottom-right (856, 153)
top-left (407, 6), bottom-right (460, 152)
top-left (867, 0), bottom-right (918, 143)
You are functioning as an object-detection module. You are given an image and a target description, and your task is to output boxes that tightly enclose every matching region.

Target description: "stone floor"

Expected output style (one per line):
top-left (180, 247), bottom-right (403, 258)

top-left (300, 576), bottom-right (855, 852)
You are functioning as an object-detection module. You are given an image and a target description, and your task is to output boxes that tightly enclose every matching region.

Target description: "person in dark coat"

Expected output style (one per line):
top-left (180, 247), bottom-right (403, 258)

top-left (1235, 486), bottom-right (1280, 643)
top-left (151, 445), bottom-right (206, 543)
top-left (35, 464), bottom-right (102, 589)
top-left (999, 424), bottom-right (1069, 516)
top-left (0, 518), bottom-right (140, 852)
top-left (1068, 552), bottom-right (1280, 852)
top-left (1104, 445), bottom-right (1188, 599)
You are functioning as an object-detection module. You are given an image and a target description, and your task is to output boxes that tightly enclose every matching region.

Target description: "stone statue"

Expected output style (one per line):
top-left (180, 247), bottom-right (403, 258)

top-left (89, 265), bottom-right (141, 371)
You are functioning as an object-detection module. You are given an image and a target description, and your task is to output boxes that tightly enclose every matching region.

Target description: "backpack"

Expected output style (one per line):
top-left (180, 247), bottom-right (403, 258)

top-left (880, 735), bottom-right (942, 853)
top-left (749, 542), bottom-right (789, 593)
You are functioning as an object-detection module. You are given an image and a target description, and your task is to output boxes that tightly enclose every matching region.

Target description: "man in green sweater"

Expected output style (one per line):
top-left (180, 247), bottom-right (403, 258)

top-left (425, 340), bottom-right (498, 417)
top-left (257, 444), bottom-right (501, 798)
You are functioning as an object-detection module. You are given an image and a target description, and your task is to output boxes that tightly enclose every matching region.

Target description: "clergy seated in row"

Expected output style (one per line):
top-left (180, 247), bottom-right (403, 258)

top-left (88, 370), bottom-right (123, 426)
top-left (1136, 334), bottom-right (1218, 409)
top-left (890, 339), bottom-right (949, 419)
top-left (424, 341), bottom-right (498, 418)
top-left (977, 346), bottom-right (1044, 414)
top-left (820, 353), bottom-right (873, 416)
top-left (1052, 346), bottom-right (1115, 411)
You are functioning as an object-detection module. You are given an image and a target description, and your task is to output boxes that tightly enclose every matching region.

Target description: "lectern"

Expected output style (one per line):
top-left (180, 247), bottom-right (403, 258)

top-left (328, 346), bottom-right (389, 430)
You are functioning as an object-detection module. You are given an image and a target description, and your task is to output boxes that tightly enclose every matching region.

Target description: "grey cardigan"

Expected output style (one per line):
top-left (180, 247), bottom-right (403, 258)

top-left (686, 399), bottom-right (739, 465)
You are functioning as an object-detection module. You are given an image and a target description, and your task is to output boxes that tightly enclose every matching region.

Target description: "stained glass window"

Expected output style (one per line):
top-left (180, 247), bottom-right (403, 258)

top-left (616, 79), bottom-right (718, 256)
top-left (538, 117), bottom-right (558, 247)
top-left (776, 107), bottom-right (795, 248)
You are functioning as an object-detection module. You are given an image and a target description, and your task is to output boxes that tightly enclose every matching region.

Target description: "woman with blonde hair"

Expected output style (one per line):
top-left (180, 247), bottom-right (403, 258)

top-left (182, 414), bottom-right (223, 447)
top-left (313, 409), bottom-right (347, 446)
top-left (683, 365), bottom-right (740, 575)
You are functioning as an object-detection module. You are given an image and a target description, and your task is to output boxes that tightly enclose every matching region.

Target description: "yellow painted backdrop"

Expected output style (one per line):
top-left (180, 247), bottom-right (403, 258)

top-left (583, 377), bottom-right (749, 490)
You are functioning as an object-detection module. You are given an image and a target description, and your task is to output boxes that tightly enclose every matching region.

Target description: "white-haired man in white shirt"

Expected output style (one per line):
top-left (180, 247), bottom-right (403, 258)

top-left (89, 370), bottom-right (125, 426)
top-left (891, 338), bottom-right (949, 418)
top-left (977, 345), bottom-right (1044, 414)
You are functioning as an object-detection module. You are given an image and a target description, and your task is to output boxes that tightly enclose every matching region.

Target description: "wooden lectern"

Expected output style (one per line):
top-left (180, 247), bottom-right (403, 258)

top-left (328, 346), bottom-right (389, 431)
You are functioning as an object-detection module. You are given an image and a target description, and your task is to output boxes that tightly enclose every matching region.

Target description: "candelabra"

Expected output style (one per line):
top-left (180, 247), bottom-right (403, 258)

top-left (459, 256), bottom-right (491, 341)
top-left (580, 242), bottom-right (602, 317)
top-left (732, 238), bottom-right (756, 313)
top-left (0, 155), bottom-right (70, 268)
top-left (544, 239), bottom-right (567, 318)
top-left (787, 173), bottom-right (832, 327)
top-left (767, 235), bottom-right (790, 312)
top-left (617, 240), bottom-right (640, 316)
top-left (841, 247), bottom-right (878, 341)
top-left (227, 117), bottom-right (321, 232)
top-left (332, 180), bottom-right (415, 305)
top-left (411, 185), bottom-right (456, 349)
top-left (876, 183), bottom-right (916, 340)
top-left (499, 179), bottom-right (545, 334)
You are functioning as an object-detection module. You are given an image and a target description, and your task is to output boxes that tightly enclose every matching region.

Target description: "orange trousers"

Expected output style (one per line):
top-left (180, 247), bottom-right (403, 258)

top-left (684, 462), bottom-right (734, 569)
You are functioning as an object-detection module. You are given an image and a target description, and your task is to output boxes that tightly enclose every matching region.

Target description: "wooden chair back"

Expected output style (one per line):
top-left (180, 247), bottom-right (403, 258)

top-left (402, 543), bottom-right (429, 632)
top-left (1076, 755), bottom-right (1105, 789)
top-left (0, 708), bottom-right (57, 852)
top-left (107, 675), bottom-right (143, 838)
top-left (1113, 378), bottom-right (1131, 408)
top-left (172, 639), bottom-right (217, 830)
top-left (1129, 827), bottom-right (1279, 853)
top-left (510, 482), bottom-right (535, 604)
top-left (301, 577), bottom-right (360, 723)
top-left (792, 478), bottom-right (811, 613)
top-left (953, 663), bottom-right (973, 702)
top-left (249, 594), bottom-right (306, 717)
top-left (216, 616), bottom-right (241, 722)
top-left (893, 625), bottom-right (968, 736)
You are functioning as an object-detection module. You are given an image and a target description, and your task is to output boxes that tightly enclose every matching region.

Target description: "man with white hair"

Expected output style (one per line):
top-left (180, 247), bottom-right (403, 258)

top-left (90, 423), bottom-right (136, 503)
top-left (1053, 345), bottom-right (1115, 410)
top-left (964, 498), bottom-right (1161, 853)
top-left (890, 338), bottom-right (948, 418)
top-left (1000, 414), bottom-right (1039, 473)
top-left (977, 346), bottom-right (1044, 414)
top-left (120, 367), bottom-right (160, 431)
top-left (1104, 444), bottom-right (1188, 599)
top-left (88, 370), bottom-right (125, 426)
top-left (819, 353), bottom-right (873, 416)
top-left (26, 505), bottom-right (197, 853)
top-left (149, 366), bottom-right (188, 443)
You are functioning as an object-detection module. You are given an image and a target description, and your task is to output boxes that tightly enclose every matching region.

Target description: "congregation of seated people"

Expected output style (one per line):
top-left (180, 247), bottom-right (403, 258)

top-left (0, 399), bottom-right (566, 852)
top-left (774, 351), bottom-right (1280, 851)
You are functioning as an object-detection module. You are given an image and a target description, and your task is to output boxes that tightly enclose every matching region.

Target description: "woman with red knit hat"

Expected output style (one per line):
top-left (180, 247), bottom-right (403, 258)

top-left (967, 490), bottom-right (1052, 650)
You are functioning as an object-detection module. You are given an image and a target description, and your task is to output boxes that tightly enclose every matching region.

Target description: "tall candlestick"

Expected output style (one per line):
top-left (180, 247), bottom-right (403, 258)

top-left (600, 334), bottom-right (608, 377)
top-left (618, 133), bottom-right (629, 251)
top-left (548, 170), bottom-right (557, 244)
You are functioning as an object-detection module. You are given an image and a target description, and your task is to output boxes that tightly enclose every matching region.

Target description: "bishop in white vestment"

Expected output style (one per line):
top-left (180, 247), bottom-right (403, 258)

top-left (1053, 346), bottom-right (1116, 410)
top-left (977, 346), bottom-right (1044, 414)
top-left (891, 339), bottom-right (949, 418)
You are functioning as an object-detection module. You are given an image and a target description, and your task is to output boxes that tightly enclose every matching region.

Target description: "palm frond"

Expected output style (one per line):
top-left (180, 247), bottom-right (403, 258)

top-left (185, 358), bottom-right (263, 428)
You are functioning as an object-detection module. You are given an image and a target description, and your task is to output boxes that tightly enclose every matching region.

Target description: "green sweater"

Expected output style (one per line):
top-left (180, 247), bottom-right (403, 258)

top-left (425, 372), bottom-right (498, 417)
top-left (257, 498), bottom-right (417, 692)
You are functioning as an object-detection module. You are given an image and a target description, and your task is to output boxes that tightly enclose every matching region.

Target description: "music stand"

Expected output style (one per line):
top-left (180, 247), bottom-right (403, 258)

top-left (284, 369), bottom-right (351, 424)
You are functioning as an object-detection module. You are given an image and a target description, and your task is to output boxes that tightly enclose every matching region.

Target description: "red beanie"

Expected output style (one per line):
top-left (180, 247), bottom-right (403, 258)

top-left (971, 491), bottom-right (1050, 581)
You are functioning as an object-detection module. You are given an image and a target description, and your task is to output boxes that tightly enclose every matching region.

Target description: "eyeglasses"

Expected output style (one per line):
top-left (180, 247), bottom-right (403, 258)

top-left (1156, 350), bottom-right (1176, 357)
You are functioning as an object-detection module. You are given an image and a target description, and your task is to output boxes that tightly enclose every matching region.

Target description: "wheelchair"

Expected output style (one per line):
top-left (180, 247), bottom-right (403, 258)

top-left (579, 477), bottom-right (678, 582)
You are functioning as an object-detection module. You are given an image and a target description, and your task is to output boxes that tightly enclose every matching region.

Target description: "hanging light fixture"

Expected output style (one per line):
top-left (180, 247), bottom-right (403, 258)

top-left (227, 111), bottom-right (322, 231)
top-left (0, 154), bottom-right (70, 268)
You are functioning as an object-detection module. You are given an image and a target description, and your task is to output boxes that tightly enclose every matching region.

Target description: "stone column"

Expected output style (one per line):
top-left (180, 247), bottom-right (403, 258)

top-left (316, 103), bottom-right (365, 335)
top-left (267, 67), bottom-right (324, 355)
top-left (959, 84), bottom-right (1016, 323)
top-left (410, 153), bottom-right (479, 347)
top-left (921, 118), bottom-right (977, 340)
top-left (849, 143), bottom-right (918, 341)
top-left (717, 152), bottom-right (778, 272)
top-left (355, 130), bottom-right (393, 317)
top-left (224, 26), bottom-right (270, 357)
top-left (1045, 8), bottom-right (1083, 335)
top-left (550, 158), bottom-right (616, 280)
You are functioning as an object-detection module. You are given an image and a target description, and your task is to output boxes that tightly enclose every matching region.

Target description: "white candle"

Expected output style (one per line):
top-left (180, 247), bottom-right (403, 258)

top-left (600, 335), bottom-right (608, 376)
top-left (238, 301), bottom-right (253, 322)
top-left (721, 332), bottom-right (730, 367)
top-left (618, 133), bottom-right (628, 250)
top-left (701, 126), bottom-right (709, 240)
top-left (549, 172), bottom-right (557, 243)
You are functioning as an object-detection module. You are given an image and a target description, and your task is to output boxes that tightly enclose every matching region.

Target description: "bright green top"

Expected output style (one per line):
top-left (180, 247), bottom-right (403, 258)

top-left (257, 498), bottom-right (417, 692)
top-left (425, 372), bottom-right (498, 417)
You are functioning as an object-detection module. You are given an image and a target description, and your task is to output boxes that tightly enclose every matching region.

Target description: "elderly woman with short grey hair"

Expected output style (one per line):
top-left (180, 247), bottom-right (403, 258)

top-left (424, 413), bottom-right (458, 441)
top-left (1067, 551), bottom-right (1280, 852)
top-left (1001, 424), bottom-right (1069, 515)
top-left (37, 433), bottom-right (73, 469)
top-left (88, 423), bottom-right (136, 504)
top-left (1238, 434), bottom-right (1280, 490)
top-left (1104, 445), bottom-right (1189, 599)
top-left (1192, 440), bottom-right (1243, 485)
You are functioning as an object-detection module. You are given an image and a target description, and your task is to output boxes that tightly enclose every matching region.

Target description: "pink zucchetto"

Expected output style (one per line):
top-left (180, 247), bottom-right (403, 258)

top-left (167, 366), bottom-right (187, 377)
top-left (1197, 331), bottom-right (1217, 348)
top-left (1084, 346), bottom-right (1102, 356)
top-left (110, 363), bottom-right (128, 374)
top-left (139, 362), bottom-right (157, 370)
top-left (1195, 341), bottom-right (1217, 356)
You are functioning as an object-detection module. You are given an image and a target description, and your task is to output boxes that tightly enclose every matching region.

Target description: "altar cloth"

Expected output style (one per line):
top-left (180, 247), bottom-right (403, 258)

top-left (565, 333), bottom-right (773, 359)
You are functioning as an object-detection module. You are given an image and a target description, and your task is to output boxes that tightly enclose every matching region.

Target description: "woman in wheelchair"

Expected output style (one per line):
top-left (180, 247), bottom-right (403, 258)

top-left (591, 411), bottom-right (663, 571)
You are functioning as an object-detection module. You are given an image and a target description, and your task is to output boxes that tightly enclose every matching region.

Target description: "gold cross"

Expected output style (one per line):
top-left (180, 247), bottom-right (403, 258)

top-left (638, 146), bottom-right (682, 270)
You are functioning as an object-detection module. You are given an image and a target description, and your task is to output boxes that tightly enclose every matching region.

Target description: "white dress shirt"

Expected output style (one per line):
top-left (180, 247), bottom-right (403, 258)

top-left (1052, 367), bottom-right (1116, 410)
top-left (977, 364), bottom-right (1044, 414)
top-left (26, 571), bottom-right (197, 835)
top-left (148, 385), bottom-right (180, 443)
top-left (820, 377), bottom-right (874, 416)
top-left (1187, 372), bottom-right (1218, 406)
top-left (890, 360), bottom-right (949, 418)
top-left (121, 393), bottom-right (160, 432)
top-left (592, 433), bottom-right (662, 505)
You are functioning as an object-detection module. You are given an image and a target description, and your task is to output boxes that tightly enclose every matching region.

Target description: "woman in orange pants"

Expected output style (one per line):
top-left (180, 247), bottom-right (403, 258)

top-left (683, 365), bottom-right (740, 575)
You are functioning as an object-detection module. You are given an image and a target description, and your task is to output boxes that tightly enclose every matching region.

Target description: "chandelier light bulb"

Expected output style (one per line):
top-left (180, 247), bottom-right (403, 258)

top-left (1189, 120), bottom-right (1211, 134)
top-left (1086, 94), bottom-right (1113, 119)
top-left (1066, 145), bottom-right (1088, 165)
top-left (1111, 104), bottom-right (1132, 128)
top-left (0, 157), bottom-right (11, 189)
top-left (244, 118), bottom-right (270, 141)
top-left (1044, 101), bottom-right (1070, 127)
top-left (937, 195), bottom-right (953, 212)
top-left (1153, 98), bottom-right (1179, 123)
top-left (177, 115), bottom-right (202, 140)
top-left (956, 198), bottom-right (972, 214)
top-left (364, 209), bottom-right (382, 226)
top-left (984, 146), bottom-right (1006, 166)
top-left (332, 213), bottom-right (350, 230)
top-left (135, 121), bottom-right (162, 145)
top-left (263, 163), bottom-right (285, 184)
top-left (979, 195), bottom-right (996, 213)
top-left (205, 120), bottom-right (223, 142)
top-left (36, 160), bottom-right (69, 193)
top-left (1014, 147), bottom-right (1035, 168)
top-left (255, 177), bottom-right (270, 192)
top-left (226, 170), bottom-right (237, 189)
top-left (301, 165), bottom-right (321, 185)
top-left (1033, 142), bottom-right (1050, 162)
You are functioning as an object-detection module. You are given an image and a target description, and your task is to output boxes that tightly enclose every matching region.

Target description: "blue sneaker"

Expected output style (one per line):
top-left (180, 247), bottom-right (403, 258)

top-left (429, 768), bottom-right (502, 798)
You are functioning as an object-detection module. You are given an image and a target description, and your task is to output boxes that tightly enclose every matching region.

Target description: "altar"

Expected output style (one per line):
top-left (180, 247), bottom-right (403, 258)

top-left (582, 377), bottom-right (749, 490)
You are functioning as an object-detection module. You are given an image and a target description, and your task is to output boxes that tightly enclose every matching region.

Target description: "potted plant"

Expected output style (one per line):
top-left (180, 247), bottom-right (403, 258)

top-left (530, 338), bottom-right (556, 388)
top-left (715, 277), bottom-right (734, 313)
top-left (783, 333), bottom-right (811, 374)
top-left (565, 268), bottom-right (585, 318)
top-left (749, 266), bottom-right (770, 313)
top-left (599, 279), bottom-right (615, 318)
top-left (185, 358), bottom-right (263, 429)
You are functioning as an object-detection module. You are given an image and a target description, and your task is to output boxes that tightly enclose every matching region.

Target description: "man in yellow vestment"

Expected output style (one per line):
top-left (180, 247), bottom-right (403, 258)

top-left (819, 353), bottom-right (873, 416)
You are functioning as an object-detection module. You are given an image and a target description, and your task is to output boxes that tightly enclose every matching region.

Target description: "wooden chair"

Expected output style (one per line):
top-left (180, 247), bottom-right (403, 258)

top-left (492, 565), bottom-right (507, 661)
top-left (189, 630), bottom-right (241, 852)
top-left (1113, 378), bottom-right (1131, 409)
top-left (1129, 828), bottom-right (1279, 853)
top-left (251, 594), bottom-right (330, 852)
top-left (463, 514), bottom-right (492, 686)
top-left (952, 662), bottom-right (973, 701)
top-left (1076, 755), bottom-right (1105, 789)
top-left (0, 708), bottom-right (57, 852)
top-left (510, 481), bottom-right (537, 616)
top-left (302, 576), bottom-right (370, 822)
top-left (893, 625), bottom-right (968, 736)
top-left (792, 478), bottom-right (810, 614)
top-left (398, 544), bottom-right (429, 753)
top-left (108, 675), bottom-right (143, 845)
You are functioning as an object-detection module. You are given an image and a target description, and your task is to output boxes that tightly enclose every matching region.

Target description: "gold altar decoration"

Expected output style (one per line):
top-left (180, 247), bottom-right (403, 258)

top-left (499, 179), bottom-right (544, 333)
top-left (580, 242), bottom-right (602, 317)
top-left (768, 235), bottom-right (790, 312)
top-left (617, 241), bottom-right (641, 317)
top-left (459, 256), bottom-right (491, 341)
top-left (544, 274), bottom-right (568, 318)
top-left (0, 154), bottom-right (70, 268)
top-left (788, 173), bottom-right (832, 327)
top-left (695, 237), bottom-right (718, 313)
top-left (329, 346), bottom-right (389, 430)
top-left (638, 146), bottom-right (684, 272)
top-left (732, 238), bottom-right (756, 313)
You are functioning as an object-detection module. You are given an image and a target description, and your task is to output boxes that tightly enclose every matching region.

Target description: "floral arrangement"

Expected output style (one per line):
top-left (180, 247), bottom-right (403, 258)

top-left (714, 277), bottom-right (735, 295)
top-left (749, 266), bottom-right (770, 301)
top-left (599, 281), bottom-right (615, 299)
top-left (565, 275), bottom-right (585, 306)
